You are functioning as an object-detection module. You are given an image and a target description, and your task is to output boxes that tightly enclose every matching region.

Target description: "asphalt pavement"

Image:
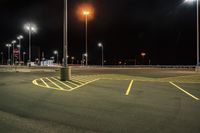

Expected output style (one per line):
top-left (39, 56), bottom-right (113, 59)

top-left (0, 68), bottom-right (200, 133)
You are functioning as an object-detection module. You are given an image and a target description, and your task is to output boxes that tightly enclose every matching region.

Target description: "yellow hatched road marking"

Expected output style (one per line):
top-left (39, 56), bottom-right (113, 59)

top-left (125, 80), bottom-right (134, 96)
top-left (65, 81), bottom-right (80, 87)
top-left (32, 80), bottom-right (38, 85)
top-left (72, 77), bottom-right (92, 82)
top-left (69, 79), bottom-right (100, 91)
top-left (72, 78), bottom-right (86, 83)
top-left (169, 82), bottom-right (200, 101)
top-left (51, 77), bottom-right (73, 89)
top-left (70, 80), bottom-right (84, 85)
top-left (45, 78), bottom-right (65, 90)
top-left (40, 78), bottom-right (50, 87)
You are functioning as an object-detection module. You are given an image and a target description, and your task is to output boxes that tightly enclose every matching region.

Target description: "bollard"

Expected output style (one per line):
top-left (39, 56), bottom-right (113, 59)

top-left (60, 66), bottom-right (71, 81)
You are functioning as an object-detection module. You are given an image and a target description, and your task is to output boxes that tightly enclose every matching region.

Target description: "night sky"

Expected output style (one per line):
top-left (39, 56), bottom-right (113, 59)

top-left (0, 0), bottom-right (198, 65)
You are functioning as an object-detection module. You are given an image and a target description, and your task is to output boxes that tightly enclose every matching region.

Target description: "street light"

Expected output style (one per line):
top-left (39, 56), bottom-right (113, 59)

top-left (54, 50), bottom-right (59, 65)
top-left (17, 35), bottom-right (23, 65)
top-left (184, 0), bottom-right (199, 66)
top-left (24, 23), bottom-right (37, 65)
top-left (6, 44), bottom-right (11, 65)
top-left (98, 43), bottom-right (104, 67)
top-left (11, 40), bottom-right (16, 65)
top-left (141, 52), bottom-right (146, 58)
top-left (83, 10), bottom-right (90, 66)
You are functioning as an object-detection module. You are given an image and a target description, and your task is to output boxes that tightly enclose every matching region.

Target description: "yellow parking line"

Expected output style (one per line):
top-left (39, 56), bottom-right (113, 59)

top-left (32, 80), bottom-right (38, 85)
top-left (71, 80), bottom-right (84, 85)
top-left (72, 78), bottom-right (86, 83)
top-left (40, 78), bottom-right (50, 88)
top-left (72, 77), bottom-right (93, 82)
top-left (69, 79), bottom-right (100, 91)
top-left (65, 81), bottom-right (80, 87)
top-left (51, 77), bottom-right (73, 89)
top-left (169, 82), bottom-right (200, 101)
top-left (125, 80), bottom-right (134, 96)
top-left (45, 78), bottom-right (65, 90)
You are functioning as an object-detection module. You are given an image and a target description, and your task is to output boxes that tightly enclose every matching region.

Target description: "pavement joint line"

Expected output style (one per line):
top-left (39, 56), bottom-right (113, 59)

top-left (125, 80), bottom-right (134, 96)
top-left (40, 78), bottom-right (50, 88)
top-left (169, 81), bottom-right (200, 101)
top-left (45, 77), bottom-right (66, 91)
top-left (51, 77), bottom-right (73, 89)
top-left (68, 78), bottom-right (100, 91)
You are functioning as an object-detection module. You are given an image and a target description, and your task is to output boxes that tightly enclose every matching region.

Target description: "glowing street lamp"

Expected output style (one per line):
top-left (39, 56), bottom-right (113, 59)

top-left (54, 50), bottom-right (59, 65)
top-left (141, 52), bottom-right (146, 58)
top-left (6, 44), bottom-right (11, 65)
top-left (24, 23), bottom-right (37, 64)
top-left (184, 0), bottom-right (199, 66)
top-left (17, 35), bottom-right (23, 64)
top-left (98, 43), bottom-right (104, 67)
top-left (83, 10), bottom-right (90, 66)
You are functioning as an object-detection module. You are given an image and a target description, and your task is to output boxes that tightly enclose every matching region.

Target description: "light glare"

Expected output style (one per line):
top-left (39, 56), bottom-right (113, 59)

top-left (185, 0), bottom-right (196, 3)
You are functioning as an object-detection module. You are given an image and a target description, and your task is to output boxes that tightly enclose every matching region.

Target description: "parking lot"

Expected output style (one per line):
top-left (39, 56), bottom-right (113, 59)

top-left (0, 68), bottom-right (200, 133)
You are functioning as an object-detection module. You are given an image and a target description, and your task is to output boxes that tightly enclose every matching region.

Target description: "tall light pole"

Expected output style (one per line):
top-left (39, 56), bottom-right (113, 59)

top-left (6, 44), bottom-right (11, 65)
top-left (98, 43), bottom-right (104, 67)
top-left (0, 52), bottom-right (3, 65)
top-left (24, 23), bottom-right (37, 65)
top-left (11, 40), bottom-right (16, 65)
top-left (17, 35), bottom-right (23, 65)
top-left (60, 0), bottom-right (71, 81)
top-left (184, 0), bottom-right (199, 66)
top-left (83, 11), bottom-right (90, 66)
top-left (54, 50), bottom-right (59, 65)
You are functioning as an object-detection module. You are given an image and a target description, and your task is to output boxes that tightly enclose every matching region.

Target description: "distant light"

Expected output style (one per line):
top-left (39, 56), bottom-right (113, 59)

top-left (98, 43), bottom-right (103, 47)
top-left (54, 50), bottom-right (58, 55)
top-left (12, 40), bottom-right (16, 44)
top-left (83, 11), bottom-right (90, 15)
top-left (23, 52), bottom-right (26, 54)
top-left (17, 35), bottom-right (23, 40)
top-left (17, 45), bottom-right (21, 48)
top-left (141, 52), bottom-right (146, 57)
top-left (71, 56), bottom-right (75, 59)
top-left (24, 23), bottom-right (37, 33)
top-left (6, 44), bottom-right (11, 47)
top-left (77, 3), bottom-right (95, 21)
top-left (84, 53), bottom-right (88, 57)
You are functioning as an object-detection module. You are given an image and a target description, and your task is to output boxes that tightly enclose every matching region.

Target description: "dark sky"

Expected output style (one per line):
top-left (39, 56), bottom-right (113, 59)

top-left (0, 0), bottom-right (198, 65)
